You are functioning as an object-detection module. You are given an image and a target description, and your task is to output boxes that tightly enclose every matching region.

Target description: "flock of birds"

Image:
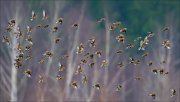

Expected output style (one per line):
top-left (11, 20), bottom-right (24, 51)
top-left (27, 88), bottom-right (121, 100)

top-left (1, 10), bottom-right (176, 100)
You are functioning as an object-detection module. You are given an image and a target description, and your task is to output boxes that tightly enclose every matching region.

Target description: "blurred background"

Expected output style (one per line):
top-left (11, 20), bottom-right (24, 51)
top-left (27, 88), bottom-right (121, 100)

top-left (0, 0), bottom-right (180, 101)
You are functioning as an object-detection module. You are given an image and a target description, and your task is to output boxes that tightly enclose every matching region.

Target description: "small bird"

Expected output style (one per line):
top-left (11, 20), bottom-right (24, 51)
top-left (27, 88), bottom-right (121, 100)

top-left (116, 84), bottom-right (122, 91)
top-left (161, 27), bottom-right (170, 32)
top-left (142, 52), bottom-right (148, 57)
top-left (55, 37), bottom-right (60, 43)
top-left (75, 65), bottom-right (83, 74)
top-left (170, 89), bottom-right (176, 97)
top-left (30, 11), bottom-right (36, 21)
top-left (82, 75), bottom-right (88, 84)
top-left (147, 61), bottom-right (153, 66)
top-left (116, 34), bottom-right (125, 44)
top-left (94, 84), bottom-right (101, 90)
top-left (76, 43), bottom-right (84, 54)
top-left (27, 25), bottom-right (32, 33)
top-left (98, 18), bottom-right (106, 23)
top-left (126, 44), bottom-right (135, 49)
top-left (71, 81), bottom-right (78, 89)
top-left (120, 28), bottom-right (127, 33)
top-left (149, 93), bottom-right (156, 99)
top-left (162, 40), bottom-right (171, 49)
top-left (2, 36), bottom-right (10, 45)
top-left (152, 69), bottom-right (158, 74)
top-left (116, 50), bottom-right (123, 54)
top-left (42, 10), bottom-right (48, 20)
top-left (56, 18), bottom-right (63, 24)
top-left (53, 26), bottom-right (58, 32)
top-left (72, 23), bottom-right (78, 29)
top-left (43, 50), bottom-right (53, 58)
top-left (24, 69), bottom-right (32, 77)
top-left (89, 37), bottom-right (96, 47)
top-left (14, 58), bottom-right (23, 68)
top-left (26, 35), bottom-right (33, 45)
top-left (101, 60), bottom-right (108, 68)
top-left (81, 59), bottom-right (87, 64)
top-left (56, 75), bottom-right (63, 80)
top-left (117, 62), bottom-right (124, 68)
top-left (95, 51), bottom-right (102, 58)
top-left (38, 75), bottom-right (44, 83)
top-left (58, 62), bottom-right (65, 71)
